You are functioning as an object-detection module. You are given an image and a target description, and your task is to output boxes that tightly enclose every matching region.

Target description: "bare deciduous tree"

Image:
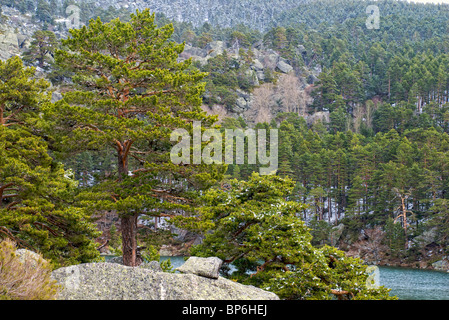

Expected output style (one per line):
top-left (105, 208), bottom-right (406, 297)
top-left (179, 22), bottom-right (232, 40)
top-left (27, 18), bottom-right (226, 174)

top-left (248, 83), bottom-right (276, 124)
top-left (201, 104), bottom-right (229, 123)
top-left (277, 73), bottom-right (305, 114)
top-left (347, 226), bottom-right (388, 263)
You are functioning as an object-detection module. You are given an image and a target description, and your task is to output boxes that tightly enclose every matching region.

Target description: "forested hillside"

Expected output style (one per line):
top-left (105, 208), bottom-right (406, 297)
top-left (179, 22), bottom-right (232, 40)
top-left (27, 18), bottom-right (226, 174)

top-left (2, 0), bottom-right (449, 300)
top-left (156, 0), bottom-right (449, 267)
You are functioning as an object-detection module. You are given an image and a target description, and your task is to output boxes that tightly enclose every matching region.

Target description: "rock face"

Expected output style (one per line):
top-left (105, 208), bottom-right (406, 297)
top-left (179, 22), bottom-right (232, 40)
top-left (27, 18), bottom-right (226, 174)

top-left (305, 111), bottom-right (330, 126)
top-left (52, 259), bottom-right (279, 300)
top-left (0, 6), bottom-right (50, 61)
top-left (0, 28), bottom-right (20, 61)
top-left (329, 223), bottom-right (345, 247)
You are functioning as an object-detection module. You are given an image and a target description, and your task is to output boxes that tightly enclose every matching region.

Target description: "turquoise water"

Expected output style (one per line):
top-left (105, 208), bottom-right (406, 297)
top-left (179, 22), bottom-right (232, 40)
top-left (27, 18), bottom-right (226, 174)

top-left (162, 257), bottom-right (449, 300)
top-left (109, 256), bottom-right (449, 300)
top-left (378, 266), bottom-right (449, 300)
top-left (160, 256), bottom-right (186, 268)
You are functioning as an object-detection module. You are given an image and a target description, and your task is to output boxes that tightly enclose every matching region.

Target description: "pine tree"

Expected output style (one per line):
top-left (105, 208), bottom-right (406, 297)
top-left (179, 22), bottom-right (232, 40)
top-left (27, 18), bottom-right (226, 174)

top-left (277, 124), bottom-right (294, 178)
top-left (0, 126), bottom-right (101, 266)
top-left (22, 30), bottom-right (59, 70)
top-left (46, 10), bottom-right (224, 266)
top-left (36, 0), bottom-right (52, 24)
top-left (0, 57), bottom-right (100, 266)
top-left (312, 68), bottom-right (338, 111)
top-left (187, 174), bottom-right (394, 300)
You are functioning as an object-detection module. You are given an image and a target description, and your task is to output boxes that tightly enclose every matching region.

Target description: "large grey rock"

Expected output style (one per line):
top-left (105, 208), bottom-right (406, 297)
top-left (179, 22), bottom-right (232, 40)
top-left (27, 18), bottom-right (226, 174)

top-left (0, 30), bottom-right (19, 47)
top-left (245, 69), bottom-right (259, 86)
top-left (432, 257), bottom-right (449, 272)
top-left (15, 249), bottom-right (45, 268)
top-left (16, 34), bottom-right (29, 49)
top-left (0, 28), bottom-right (20, 60)
top-left (256, 70), bottom-right (265, 81)
top-left (251, 59), bottom-right (264, 71)
top-left (277, 60), bottom-right (293, 74)
top-left (176, 257), bottom-right (222, 279)
top-left (235, 97), bottom-right (248, 112)
top-left (296, 45), bottom-right (307, 54)
top-left (307, 74), bottom-right (319, 84)
top-left (266, 51), bottom-right (280, 67)
top-left (51, 91), bottom-right (63, 103)
top-left (414, 227), bottom-right (438, 248)
top-left (306, 111), bottom-right (330, 125)
top-left (51, 262), bottom-right (279, 300)
top-left (183, 44), bottom-right (208, 58)
top-left (205, 41), bottom-right (225, 58)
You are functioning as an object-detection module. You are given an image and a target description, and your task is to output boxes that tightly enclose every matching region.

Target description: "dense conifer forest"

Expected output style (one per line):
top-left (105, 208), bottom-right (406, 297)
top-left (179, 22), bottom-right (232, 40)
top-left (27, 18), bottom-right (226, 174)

top-left (1, 0), bottom-right (449, 300)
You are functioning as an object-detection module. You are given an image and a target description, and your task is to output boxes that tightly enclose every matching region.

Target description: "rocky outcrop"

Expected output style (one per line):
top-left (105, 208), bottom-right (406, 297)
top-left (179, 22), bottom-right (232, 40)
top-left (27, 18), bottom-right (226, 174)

top-left (276, 60), bottom-right (293, 74)
top-left (0, 3), bottom-right (315, 127)
top-left (305, 111), bottom-right (330, 126)
top-left (0, 6), bottom-right (49, 61)
top-left (0, 28), bottom-right (21, 61)
top-left (413, 227), bottom-right (438, 248)
top-left (329, 223), bottom-right (345, 247)
top-left (51, 258), bottom-right (279, 300)
top-left (432, 257), bottom-right (449, 272)
top-left (181, 41), bottom-right (236, 66)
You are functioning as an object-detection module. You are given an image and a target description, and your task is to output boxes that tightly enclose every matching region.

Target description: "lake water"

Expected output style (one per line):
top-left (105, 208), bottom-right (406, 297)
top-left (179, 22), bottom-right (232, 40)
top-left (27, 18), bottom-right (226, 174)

top-left (378, 266), bottom-right (449, 300)
top-left (160, 257), bottom-right (449, 300)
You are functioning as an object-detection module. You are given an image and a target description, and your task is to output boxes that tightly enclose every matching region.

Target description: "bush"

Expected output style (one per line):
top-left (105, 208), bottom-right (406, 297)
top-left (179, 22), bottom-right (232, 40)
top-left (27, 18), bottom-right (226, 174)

top-left (141, 245), bottom-right (174, 273)
top-left (0, 239), bottom-right (60, 300)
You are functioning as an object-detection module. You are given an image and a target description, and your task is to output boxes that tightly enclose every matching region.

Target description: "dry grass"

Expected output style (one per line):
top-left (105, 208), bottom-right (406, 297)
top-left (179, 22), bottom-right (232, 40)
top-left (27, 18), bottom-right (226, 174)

top-left (0, 239), bottom-right (60, 300)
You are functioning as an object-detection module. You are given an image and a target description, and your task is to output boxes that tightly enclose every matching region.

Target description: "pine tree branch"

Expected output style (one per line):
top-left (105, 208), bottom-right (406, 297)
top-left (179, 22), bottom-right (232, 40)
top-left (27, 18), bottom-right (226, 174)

top-left (0, 226), bottom-right (35, 251)
top-left (33, 222), bottom-right (62, 237)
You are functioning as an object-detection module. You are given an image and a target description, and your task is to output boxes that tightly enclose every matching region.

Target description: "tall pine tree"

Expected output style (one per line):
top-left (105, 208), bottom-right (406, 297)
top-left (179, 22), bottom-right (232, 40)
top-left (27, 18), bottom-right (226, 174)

top-left (46, 9), bottom-right (223, 266)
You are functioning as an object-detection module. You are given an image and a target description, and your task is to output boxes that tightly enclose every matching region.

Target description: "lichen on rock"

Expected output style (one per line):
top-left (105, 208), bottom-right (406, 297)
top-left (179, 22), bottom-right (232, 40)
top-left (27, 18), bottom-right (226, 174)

top-left (51, 260), bottom-right (279, 300)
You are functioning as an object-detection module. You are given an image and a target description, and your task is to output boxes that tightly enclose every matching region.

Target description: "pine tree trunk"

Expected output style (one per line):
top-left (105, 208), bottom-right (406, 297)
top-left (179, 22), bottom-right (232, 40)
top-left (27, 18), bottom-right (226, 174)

top-left (121, 213), bottom-right (138, 267)
top-left (117, 141), bottom-right (138, 267)
top-left (118, 147), bottom-right (128, 178)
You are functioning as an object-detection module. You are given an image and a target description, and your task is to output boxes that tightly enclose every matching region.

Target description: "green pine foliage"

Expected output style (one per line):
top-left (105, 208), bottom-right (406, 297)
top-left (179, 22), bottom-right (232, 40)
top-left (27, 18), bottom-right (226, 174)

top-left (22, 30), bottom-right (58, 70)
top-left (219, 110), bottom-right (449, 263)
top-left (44, 9), bottom-right (225, 266)
top-left (0, 57), bottom-right (100, 267)
top-left (4, 0), bottom-right (449, 299)
top-left (184, 174), bottom-right (394, 300)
